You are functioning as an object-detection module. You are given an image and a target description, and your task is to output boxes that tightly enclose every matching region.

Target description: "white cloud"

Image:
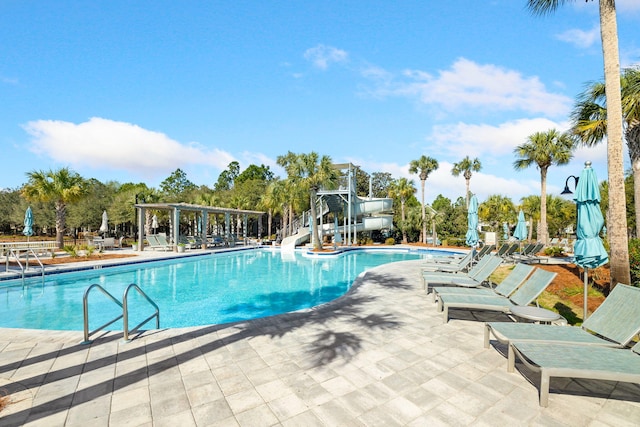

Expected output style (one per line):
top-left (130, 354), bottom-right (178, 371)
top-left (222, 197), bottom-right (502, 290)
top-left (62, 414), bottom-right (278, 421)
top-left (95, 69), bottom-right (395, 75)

top-left (23, 117), bottom-right (236, 179)
top-left (303, 44), bottom-right (348, 70)
top-left (364, 58), bottom-right (572, 117)
top-left (618, 0), bottom-right (640, 12)
top-left (555, 25), bottom-right (600, 49)
top-left (426, 118), bottom-right (570, 158)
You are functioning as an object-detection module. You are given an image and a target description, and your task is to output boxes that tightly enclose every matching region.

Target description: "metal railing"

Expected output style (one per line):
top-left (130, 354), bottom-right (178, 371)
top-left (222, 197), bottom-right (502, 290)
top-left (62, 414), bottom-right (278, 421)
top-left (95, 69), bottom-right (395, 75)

top-left (123, 284), bottom-right (160, 342)
top-left (82, 283), bottom-right (159, 344)
top-left (6, 248), bottom-right (45, 284)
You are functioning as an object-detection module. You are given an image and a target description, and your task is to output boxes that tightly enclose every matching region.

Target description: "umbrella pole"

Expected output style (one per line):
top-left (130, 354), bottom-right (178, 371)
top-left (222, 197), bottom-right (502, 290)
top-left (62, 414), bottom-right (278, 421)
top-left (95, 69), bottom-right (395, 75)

top-left (583, 267), bottom-right (589, 321)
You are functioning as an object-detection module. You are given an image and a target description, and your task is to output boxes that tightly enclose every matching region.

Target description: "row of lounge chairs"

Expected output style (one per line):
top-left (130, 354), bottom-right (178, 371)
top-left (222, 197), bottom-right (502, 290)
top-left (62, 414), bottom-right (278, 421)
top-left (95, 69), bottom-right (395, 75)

top-left (145, 234), bottom-right (229, 251)
top-left (420, 252), bottom-right (640, 407)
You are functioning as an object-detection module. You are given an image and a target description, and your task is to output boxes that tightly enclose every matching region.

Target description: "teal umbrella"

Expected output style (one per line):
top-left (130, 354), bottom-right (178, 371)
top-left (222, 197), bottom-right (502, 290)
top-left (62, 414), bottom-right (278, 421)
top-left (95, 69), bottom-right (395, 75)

top-left (465, 194), bottom-right (479, 248)
top-left (23, 206), bottom-right (34, 239)
top-left (23, 206), bottom-right (34, 269)
top-left (573, 161), bottom-right (608, 320)
top-left (502, 222), bottom-right (509, 241)
top-left (513, 210), bottom-right (527, 241)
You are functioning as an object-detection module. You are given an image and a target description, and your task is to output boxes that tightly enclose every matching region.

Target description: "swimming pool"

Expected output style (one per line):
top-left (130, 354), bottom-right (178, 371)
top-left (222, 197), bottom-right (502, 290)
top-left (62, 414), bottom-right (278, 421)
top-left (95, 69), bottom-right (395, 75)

top-left (0, 248), bottom-right (448, 331)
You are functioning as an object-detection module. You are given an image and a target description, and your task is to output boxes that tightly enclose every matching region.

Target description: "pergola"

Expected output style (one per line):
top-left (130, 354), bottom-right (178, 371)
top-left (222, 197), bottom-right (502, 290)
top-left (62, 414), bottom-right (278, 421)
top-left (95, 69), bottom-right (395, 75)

top-left (134, 202), bottom-right (265, 251)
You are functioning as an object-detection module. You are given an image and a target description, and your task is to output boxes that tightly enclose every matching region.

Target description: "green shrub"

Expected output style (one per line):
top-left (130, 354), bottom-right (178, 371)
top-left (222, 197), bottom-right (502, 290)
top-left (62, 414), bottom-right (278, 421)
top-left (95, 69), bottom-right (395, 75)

top-left (63, 245), bottom-right (78, 258)
top-left (629, 238), bottom-right (640, 287)
top-left (543, 246), bottom-right (565, 257)
top-left (385, 237), bottom-right (395, 245)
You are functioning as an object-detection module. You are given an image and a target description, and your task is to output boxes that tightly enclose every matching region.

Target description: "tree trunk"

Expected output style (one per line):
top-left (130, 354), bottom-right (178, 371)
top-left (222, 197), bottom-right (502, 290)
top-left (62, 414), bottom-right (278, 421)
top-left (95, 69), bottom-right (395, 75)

top-left (55, 200), bottom-right (66, 249)
top-left (465, 177), bottom-right (471, 210)
top-left (420, 179), bottom-right (426, 244)
top-left (310, 189), bottom-right (322, 250)
top-left (539, 167), bottom-right (548, 246)
top-left (401, 200), bottom-right (407, 244)
top-left (600, 0), bottom-right (631, 288)
top-left (626, 122), bottom-right (640, 238)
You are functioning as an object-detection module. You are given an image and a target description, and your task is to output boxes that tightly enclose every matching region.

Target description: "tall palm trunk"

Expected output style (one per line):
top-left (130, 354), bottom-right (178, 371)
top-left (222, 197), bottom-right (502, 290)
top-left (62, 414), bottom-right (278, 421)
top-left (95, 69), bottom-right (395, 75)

top-left (401, 200), bottom-right (408, 244)
top-left (310, 188), bottom-right (322, 249)
top-left (55, 200), bottom-right (66, 249)
top-left (420, 175), bottom-right (426, 244)
top-left (601, 0), bottom-right (631, 288)
top-left (627, 122), bottom-right (640, 237)
top-left (463, 169), bottom-right (473, 209)
top-left (539, 167), bottom-right (548, 245)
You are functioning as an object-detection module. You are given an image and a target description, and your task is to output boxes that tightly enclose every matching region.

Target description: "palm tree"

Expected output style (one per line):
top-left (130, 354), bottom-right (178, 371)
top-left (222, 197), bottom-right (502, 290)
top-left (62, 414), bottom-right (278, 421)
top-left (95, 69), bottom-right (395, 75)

top-left (513, 129), bottom-right (574, 245)
top-left (527, 0), bottom-right (629, 291)
top-left (571, 67), bottom-right (640, 236)
top-left (281, 152), bottom-right (339, 250)
top-left (261, 180), bottom-right (284, 240)
top-left (478, 194), bottom-right (516, 232)
top-left (451, 156), bottom-right (482, 209)
top-left (388, 178), bottom-right (417, 244)
top-left (409, 155), bottom-right (439, 244)
top-left (22, 168), bottom-right (87, 249)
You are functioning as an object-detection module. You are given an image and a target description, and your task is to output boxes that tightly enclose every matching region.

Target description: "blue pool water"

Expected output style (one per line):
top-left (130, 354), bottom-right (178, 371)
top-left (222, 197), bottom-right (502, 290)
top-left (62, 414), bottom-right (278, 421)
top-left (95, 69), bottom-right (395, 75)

top-left (0, 248), bottom-right (446, 331)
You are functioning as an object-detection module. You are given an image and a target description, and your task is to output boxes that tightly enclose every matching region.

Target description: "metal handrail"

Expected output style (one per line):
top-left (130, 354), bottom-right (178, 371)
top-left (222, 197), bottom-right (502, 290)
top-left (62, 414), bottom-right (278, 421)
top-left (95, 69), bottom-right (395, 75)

top-left (82, 284), bottom-right (123, 344)
top-left (6, 248), bottom-right (45, 285)
top-left (82, 283), bottom-right (160, 344)
top-left (123, 284), bottom-right (160, 342)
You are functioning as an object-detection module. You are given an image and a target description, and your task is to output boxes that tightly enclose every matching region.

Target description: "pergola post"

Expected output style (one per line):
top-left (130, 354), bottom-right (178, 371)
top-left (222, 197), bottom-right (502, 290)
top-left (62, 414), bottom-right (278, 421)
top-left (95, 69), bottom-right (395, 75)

top-left (136, 206), bottom-right (145, 251)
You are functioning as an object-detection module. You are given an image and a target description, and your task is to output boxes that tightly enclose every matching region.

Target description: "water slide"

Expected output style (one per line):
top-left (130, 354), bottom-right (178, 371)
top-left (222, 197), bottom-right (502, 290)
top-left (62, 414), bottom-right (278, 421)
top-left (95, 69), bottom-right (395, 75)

top-left (281, 196), bottom-right (393, 251)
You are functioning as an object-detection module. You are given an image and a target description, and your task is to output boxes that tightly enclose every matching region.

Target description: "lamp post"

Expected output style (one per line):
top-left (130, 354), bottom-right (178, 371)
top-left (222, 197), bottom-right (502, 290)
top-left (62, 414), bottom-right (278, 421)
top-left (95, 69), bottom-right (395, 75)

top-left (561, 175), bottom-right (579, 196)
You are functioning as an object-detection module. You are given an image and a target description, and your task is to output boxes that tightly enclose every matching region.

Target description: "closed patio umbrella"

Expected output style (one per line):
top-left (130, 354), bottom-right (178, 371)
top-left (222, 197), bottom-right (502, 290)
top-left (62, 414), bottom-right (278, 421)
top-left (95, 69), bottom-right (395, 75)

top-left (99, 210), bottom-right (108, 236)
top-left (465, 194), bottom-right (479, 248)
top-left (513, 210), bottom-right (528, 253)
top-left (152, 214), bottom-right (158, 234)
top-left (502, 222), bottom-right (509, 241)
top-left (23, 206), bottom-right (34, 269)
top-left (513, 210), bottom-right (527, 241)
top-left (23, 206), bottom-right (34, 240)
top-left (573, 161), bottom-right (608, 320)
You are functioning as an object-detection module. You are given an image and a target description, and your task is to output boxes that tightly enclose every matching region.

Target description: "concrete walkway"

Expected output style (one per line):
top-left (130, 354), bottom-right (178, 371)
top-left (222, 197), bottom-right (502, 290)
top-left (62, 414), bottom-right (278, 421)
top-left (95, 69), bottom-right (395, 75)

top-left (1, 258), bottom-right (639, 426)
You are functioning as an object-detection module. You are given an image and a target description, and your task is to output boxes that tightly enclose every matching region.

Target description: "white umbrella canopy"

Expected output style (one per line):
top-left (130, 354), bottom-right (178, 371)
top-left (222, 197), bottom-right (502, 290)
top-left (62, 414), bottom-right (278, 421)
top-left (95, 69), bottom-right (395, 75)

top-left (99, 210), bottom-right (108, 235)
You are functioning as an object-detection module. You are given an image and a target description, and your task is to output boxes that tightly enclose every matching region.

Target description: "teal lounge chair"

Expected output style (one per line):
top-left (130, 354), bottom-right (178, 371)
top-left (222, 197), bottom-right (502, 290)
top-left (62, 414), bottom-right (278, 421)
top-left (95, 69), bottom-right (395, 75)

top-left (485, 283), bottom-right (640, 366)
top-left (424, 255), bottom-right (504, 299)
top-left (509, 340), bottom-right (640, 407)
top-left (431, 263), bottom-right (534, 304)
top-left (438, 268), bottom-right (556, 323)
top-left (422, 254), bottom-right (494, 290)
top-left (147, 234), bottom-right (172, 251)
top-left (421, 250), bottom-right (474, 273)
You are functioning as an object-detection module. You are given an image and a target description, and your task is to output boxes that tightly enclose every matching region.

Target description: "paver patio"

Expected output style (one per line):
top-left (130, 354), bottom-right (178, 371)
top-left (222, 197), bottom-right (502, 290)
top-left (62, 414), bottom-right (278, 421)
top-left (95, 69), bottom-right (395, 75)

top-left (1, 256), bottom-right (639, 426)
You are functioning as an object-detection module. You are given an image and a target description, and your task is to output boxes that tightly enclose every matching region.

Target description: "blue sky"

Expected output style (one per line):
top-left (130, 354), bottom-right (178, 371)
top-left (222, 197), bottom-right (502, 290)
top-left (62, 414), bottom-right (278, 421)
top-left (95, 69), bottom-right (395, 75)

top-left (1, 1), bottom-right (639, 204)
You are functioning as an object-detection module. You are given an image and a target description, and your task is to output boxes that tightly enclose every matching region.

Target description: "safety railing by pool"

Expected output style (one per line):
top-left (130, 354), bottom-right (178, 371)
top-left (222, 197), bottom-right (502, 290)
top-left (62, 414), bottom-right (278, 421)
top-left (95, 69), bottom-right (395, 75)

top-left (82, 283), bottom-right (160, 344)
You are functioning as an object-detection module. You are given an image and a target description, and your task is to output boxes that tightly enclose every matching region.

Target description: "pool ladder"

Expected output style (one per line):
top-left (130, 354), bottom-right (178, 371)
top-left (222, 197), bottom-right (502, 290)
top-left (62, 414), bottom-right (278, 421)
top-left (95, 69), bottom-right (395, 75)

top-left (5, 248), bottom-right (45, 285)
top-left (82, 283), bottom-right (159, 344)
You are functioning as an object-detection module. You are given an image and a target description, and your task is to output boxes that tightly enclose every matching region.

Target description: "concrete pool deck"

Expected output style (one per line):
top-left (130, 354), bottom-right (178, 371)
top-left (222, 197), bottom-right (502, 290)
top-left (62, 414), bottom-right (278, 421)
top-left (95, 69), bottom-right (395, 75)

top-left (0, 252), bottom-right (639, 426)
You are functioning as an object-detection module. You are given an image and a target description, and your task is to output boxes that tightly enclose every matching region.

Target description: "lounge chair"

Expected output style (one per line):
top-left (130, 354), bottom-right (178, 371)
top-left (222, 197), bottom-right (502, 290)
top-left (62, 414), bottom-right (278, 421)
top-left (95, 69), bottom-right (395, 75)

top-left (509, 340), bottom-right (640, 406)
top-left (431, 263), bottom-right (534, 304)
top-left (510, 242), bottom-right (544, 262)
top-left (495, 243), bottom-right (514, 258)
top-left (421, 250), bottom-right (474, 273)
top-left (484, 283), bottom-right (640, 362)
top-left (422, 254), bottom-right (495, 290)
top-left (500, 243), bottom-right (520, 260)
top-left (424, 255), bottom-right (504, 299)
top-left (147, 234), bottom-right (172, 251)
top-left (474, 244), bottom-right (495, 261)
top-left (438, 268), bottom-right (556, 323)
